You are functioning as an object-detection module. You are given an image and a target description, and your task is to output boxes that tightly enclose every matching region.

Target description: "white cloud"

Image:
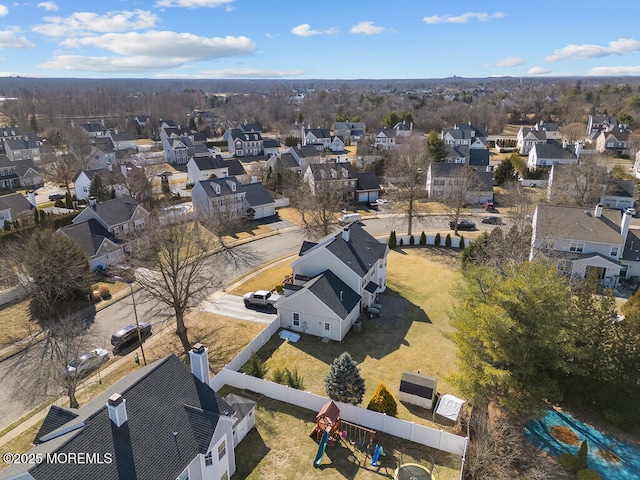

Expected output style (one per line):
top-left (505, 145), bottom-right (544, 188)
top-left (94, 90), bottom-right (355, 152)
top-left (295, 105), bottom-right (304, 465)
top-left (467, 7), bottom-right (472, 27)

top-left (37, 2), bottom-right (58, 11)
top-left (527, 66), bottom-right (550, 76)
top-left (0, 28), bottom-right (34, 49)
top-left (63, 31), bottom-right (255, 60)
top-left (423, 12), bottom-right (504, 24)
top-left (40, 55), bottom-right (185, 72)
top-left (291, 24), bottom-right (321, 37)
top-left (33, 10), bottom-right (158, 37)
top-left (545, 38), bottom-right (640, 62)
top-left (588, 65), bottom-right (640, 76)
top-left (199, 68), bottom-right (306, 78)
top-left (483, 57), bottom-right (524, 68)
top-left (350, 21), bottom-right (386, 35)
top-left (156, 0), bottom-right (234, 7)
top-left (0, 5), bottom-right (8, 17)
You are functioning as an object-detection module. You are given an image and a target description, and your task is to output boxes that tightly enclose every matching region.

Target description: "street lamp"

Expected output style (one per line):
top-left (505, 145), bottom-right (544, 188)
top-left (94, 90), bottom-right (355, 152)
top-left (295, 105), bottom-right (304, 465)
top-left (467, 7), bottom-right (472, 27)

top-left (114, 275), bottom-right (147, 366)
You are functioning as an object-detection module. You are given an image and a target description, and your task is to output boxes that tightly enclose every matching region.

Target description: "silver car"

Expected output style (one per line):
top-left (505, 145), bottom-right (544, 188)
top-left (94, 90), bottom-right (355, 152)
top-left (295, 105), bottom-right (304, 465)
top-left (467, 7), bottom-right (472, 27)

top-left (64, 348), bottom-right (109, 377)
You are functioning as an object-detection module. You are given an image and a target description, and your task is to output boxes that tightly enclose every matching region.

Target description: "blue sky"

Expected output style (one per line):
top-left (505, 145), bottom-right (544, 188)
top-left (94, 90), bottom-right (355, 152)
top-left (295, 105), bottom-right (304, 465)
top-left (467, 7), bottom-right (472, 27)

top-left (1, 0), bottom-right (639, 79)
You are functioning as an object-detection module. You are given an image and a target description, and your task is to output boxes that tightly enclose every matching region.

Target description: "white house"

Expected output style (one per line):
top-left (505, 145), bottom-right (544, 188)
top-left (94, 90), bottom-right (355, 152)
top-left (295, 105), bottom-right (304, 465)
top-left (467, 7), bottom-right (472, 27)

top-left (72, 196), bottom-right (149, 245)
top-left (57, 219), bottom-right (124, 271)
top-left (187, 154), bottom-right (229, 185)
top-left (277, 223), bottom-right (388, 341)
top-left (530, 203), bottom-right (631, 287)
top-left (191, 176), bottom-right (275, 220)
top-left (73, 169), bottom-right (129, 201)
top-left (2, 344), bottom-right (255, 480)
top-left (374, 128), bottom-right (397, 150)
top-left (426, 163), bottom-right (494, 204)
top-left (0, 193), bottom-right (31, 223)
top-left (527, 141), bottom-right (581, 170)
top-left (441, 122), bottom-right (487, 149)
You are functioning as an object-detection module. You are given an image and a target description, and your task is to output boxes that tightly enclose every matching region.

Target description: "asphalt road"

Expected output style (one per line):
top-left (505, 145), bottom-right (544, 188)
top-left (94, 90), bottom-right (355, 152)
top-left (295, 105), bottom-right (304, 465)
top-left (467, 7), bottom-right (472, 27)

top-left (203, 294), bottom-right (277, 324)
top-left (0, 212), bottom-right (511, 431)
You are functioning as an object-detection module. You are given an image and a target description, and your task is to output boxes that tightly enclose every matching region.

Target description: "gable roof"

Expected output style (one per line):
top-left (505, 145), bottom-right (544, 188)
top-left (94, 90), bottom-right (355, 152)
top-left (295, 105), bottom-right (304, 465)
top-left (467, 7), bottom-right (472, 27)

top-left (3, 355), bottom-right (236, 480)
top-left (292, 145), bottom-right (319, 159)
top-left (306, 270), bottom-right (361, 319)
top-left (278, 152), bottom-right (300, 169)
top-left (534, 204), bottom-right (623, 245)
top-left (0, 192), bottom-right (31, 213)
top-left (191, 154), bottom-right (227, 171)
top-left (469, 148), bottom-right (490, 167)
top-left (79, 196), bottom-right (144, 226)
top-left (605, 179), bottom-right (636, 198)
top-left (356, 172), bottom-right (381, 191)
top-left (242, 182), bottom-right (275, 207)
top-left (376, 128), bottom-right (397, 139)
top-left (34, 406), bottom-right (79, 445)
top-left (306, 128), bottom-right (331, 140)
top-left (307, 162), bottom-right (356, 181)
top-left (58, 219), bottom-right (118, 257)
top-left (196, 177), bottom-right (243, 198)
top-left (224, 158), bottom-right (247, 176)
top-left (532, 143), bottom-right (578, 160)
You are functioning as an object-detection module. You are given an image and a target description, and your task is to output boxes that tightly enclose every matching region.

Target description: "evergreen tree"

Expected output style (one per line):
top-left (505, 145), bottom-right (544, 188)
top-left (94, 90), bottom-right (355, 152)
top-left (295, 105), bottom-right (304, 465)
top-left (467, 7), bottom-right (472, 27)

top-left (445, 233), bottom-right (452, 247)
top-left (367, 383), bottom-right (398, 416)
top-left (420, 231), bottom-right (427, 245)
top-left (577, 440), bottom-right (588, 471)
top-left (459, 235), bottom-right (465, 249)
top-left (435, 232), bottom-right (441, 246)
top-left (325, 352), bottom-right (366, 405)
top-left (425, 130), bottom-right (447, 162)
top-left (388, 230), bottom-right (397, 248)
top-left (89, 173), bottom-right (110, 202)
top-left (494, 158), bottom-right (517, 185)
top-left (409, 235), bottom-right (415, 245)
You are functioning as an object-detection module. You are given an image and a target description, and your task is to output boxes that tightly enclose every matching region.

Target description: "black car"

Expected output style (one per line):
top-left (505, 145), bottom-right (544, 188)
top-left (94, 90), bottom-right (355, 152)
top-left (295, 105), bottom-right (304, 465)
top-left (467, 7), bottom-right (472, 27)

top-left (481, 216), bottom-right (502, 225)
top-left (111, 321), bottom-right (152, 350)
top-left (49, 193), bottom-right (65, 201)
top-left (449, 219), bottom-right (476, 231)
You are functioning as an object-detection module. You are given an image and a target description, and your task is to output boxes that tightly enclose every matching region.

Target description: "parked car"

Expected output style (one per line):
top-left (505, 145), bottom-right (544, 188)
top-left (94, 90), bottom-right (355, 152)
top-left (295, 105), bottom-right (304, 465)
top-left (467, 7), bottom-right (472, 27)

top-left (111, 321), bottom-right (152, 350)
top-left (63, 348), bottom-right (109, 377)
top-left (484, 201), bottom-right (496, 212)
top-left (481, 216), bottom-right (502, 225)
top-left (338, 213), bottom-right (362, 225)
top-left (449, 219), bottom-right (476, 231)
top-left (243, 290), bottom-right (281, 311)
top-left (49, 193), bottom-right (65, 201)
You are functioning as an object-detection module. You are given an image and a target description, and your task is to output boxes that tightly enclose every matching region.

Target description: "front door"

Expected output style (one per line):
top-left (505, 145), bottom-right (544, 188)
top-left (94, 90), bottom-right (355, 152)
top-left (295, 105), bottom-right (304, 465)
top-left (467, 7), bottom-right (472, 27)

top-left (323, 322), bottom-right (331, 338)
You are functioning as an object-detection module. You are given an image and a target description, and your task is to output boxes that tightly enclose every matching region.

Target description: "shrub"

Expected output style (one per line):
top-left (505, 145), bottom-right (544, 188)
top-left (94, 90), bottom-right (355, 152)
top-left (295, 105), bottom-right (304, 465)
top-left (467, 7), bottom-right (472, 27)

top-left (366, 383), bottom-right (398, 416)
top-left (435, 233), bottom-right (441, 246)
top-left (459, 235), bottom-right (465, 249)
top-left (284, 367), bottom-right (305, 390)
top-left (399, 237), bottom-right (404, 246)
top-left (274, 284), bottom-right (284, 294)
top-left (558, 453), bottom-right (579, 472)
top-left (97, 285), bottom-right (111, 300)
top-left (272, 367), bottom-right (286, 384)
top-left (3, 220), bottom-right (11, 231)
top-left (419, 231), bottom-right (426, 245)
top-left (577, 440), bottom-right (588, 471)
top-left (244, 353), bottom-right (269, 379)
top-left (603, 408), bottom-right (624, 427)
top-left (577, 469), bottom-right (601, 480)
top-left (388, 230), bottom-right (397, 248)
top-left (445, 233), bottom-right (452, 247)
top-left (409, 235), bottom-right (415, 245)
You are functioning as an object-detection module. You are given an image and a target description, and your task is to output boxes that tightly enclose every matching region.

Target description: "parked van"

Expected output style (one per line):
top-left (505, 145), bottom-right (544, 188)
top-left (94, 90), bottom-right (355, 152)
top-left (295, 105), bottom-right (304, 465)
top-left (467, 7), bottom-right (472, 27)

top-left (338, 213), bottom-right (362, 225)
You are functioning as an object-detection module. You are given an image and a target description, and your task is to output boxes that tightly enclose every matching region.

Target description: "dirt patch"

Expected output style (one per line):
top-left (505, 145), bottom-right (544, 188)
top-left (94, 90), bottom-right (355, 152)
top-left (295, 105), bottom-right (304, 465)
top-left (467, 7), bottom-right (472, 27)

top-left (551, 426), bottom-right (580, 445)
top-left (597, 448), bottom-right (620, 463)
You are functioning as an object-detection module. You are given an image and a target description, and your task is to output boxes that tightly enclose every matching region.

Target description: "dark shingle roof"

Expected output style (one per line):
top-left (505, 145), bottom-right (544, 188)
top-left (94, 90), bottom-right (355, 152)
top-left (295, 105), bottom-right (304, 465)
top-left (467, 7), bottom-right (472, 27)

top-left (0, 192), bottom-right (31, 214)
top-left (192, 154), bottom-right (226, 171)
top-left (323, 223), bottom-right (387, 277)
top-left (533, 143), bottom-right (577, 160)
top-left (605, 179), bottom-right (636, 198)
top-left (262, 139), bottom-right (280, 149)
top-left (306, 270), bottom-right (361, 319)
top-left (34, 406), bottom-right (79, 445)
top-left (299, 240), bottom-right (318, 256)
top-left (356, 172), bottom-right (381, 191)
top-left (469, 148), bottom-right (490, 167)
top-left (58, 219), bottom-right (117, 257)
top-left (278, 153), bottom-right (300, 169)
top-left (242, 182), bottom-right (274, 207)
top-left (534, 204), bottom-right (623, 245)
top-left (9, 355), bottom-right (236, 480)
top-left (307, 163), bottom-right (356, 181)
top-left (224, 393), bottom-right (256, 425)
top-left (85, 196), bottom-right (142, 226)
top-left (224, 158), bottom-right (247, 176)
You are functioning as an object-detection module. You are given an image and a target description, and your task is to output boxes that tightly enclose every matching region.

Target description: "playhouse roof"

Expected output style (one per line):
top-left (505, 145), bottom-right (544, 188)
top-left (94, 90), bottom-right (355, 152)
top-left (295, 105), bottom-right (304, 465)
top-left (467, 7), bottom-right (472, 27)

top-left (317, 400), bottom-right (340, 422)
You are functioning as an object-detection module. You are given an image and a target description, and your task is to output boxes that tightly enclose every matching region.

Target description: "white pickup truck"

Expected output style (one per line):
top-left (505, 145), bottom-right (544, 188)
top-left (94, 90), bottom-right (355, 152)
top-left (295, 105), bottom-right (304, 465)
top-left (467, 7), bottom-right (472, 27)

top-left (243, 290), bottom-right (281, 310)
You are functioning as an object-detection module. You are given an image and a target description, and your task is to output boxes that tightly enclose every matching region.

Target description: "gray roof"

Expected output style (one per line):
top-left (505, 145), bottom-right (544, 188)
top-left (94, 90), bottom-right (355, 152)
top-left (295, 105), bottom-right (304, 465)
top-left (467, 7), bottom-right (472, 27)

top-left (239, 122), bottom-right (261, 133)
top-left (0, 192), bottom-right (31, 214)
top-left (377, 128), bottom-right (397, 138)
top-left (622, 229), bottom-right (640, 261)
top-left (224, 158), bottom-right (247, 176)
top-left (79, 122), bottom-right (103, 133)
top-left (278, 152), bottom-right (300, 169)
top-left (242, 182), bottom-right (275, 208)
top-left (109, 131), bottom-right (136, 142)
top-left (231, 131), bottom-right (262, 141)
top-left (192, 154), bottom-right (226, 171)
top-left (306, 128), bottom-right (331, 140)
top-left (196, 177), bottom-right (243, 198)
top-left (306, 270), bottom-right (361, 319)
top-left (83, 196), bottom-right (143, 227)
top-left (3, 355), bottom-right (236, 480)
top-left (356, 172), bottom-right (381, 191)
top-left (533, 143), bottom-right (577, 160)
top-left (605, 179), bottom-right (636, 198)
top-left (399, 371), bottom-right (437, 399)
top-left (469, 149), bottom-right (490, 167)
top-left (5, 134), bottom-right (39, 151)
top-left (262, 139), bottom-right (280, 149)
top-left (429, 163), bottom-right (493, 191)
top-left (534, 204), bottom-right (624, 245)
top-left (58, 219), bottom-right (117, 257)
top-left (0, 125), bottom-right (22, 137)
top-left (224, 393), bottom-right (256, 425)
top-left (321, 222), bottom-right (387, 277)
top-left (292, 145), bottom-right (319, 158)
top-left (307, 162), bottom-right (356, 181)
top-left (34, 406), bottom-right (79, 445)
top-left (445, 144), bottom-right (468, 160)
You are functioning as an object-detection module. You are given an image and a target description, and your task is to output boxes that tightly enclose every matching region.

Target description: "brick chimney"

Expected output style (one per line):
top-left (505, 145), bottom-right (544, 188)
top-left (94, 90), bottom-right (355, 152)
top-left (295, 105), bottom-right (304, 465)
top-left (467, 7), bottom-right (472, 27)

top-left (189, 343), bottom-right (210, 385)
top-left (107, 393), bottom-right (128, 427)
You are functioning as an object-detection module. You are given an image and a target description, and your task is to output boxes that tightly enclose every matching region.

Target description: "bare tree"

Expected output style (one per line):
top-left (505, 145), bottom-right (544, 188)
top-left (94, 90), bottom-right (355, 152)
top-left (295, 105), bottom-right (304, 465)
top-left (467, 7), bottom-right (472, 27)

top-left (548, 160), bottom-right (607, 207)
top-left (385, 136), bottom-right (431, 236)
top-left (440, 165), bottom-right (487, 235)
top-left (132, 218), bottom-right (221, 356)
top-left (122, 165), bottom-right (154, 204)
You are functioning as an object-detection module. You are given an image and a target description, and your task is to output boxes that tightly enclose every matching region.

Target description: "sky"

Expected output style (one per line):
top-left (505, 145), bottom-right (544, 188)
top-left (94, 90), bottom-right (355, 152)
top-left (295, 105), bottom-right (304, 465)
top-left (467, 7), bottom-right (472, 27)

top-left (1, 0), bottom-right (640, 80)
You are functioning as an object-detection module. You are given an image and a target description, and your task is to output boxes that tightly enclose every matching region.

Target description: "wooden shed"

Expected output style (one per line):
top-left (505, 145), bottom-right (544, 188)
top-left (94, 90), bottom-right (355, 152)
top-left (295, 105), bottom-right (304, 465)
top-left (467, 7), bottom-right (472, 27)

top-left (399, 372), bottom-right (437, 410)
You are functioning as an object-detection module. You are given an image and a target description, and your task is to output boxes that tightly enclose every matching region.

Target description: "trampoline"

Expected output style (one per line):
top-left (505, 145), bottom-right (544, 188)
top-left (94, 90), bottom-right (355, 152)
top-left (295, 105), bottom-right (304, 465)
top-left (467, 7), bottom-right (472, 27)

top-left (394, 463), bottom-right (433, 480)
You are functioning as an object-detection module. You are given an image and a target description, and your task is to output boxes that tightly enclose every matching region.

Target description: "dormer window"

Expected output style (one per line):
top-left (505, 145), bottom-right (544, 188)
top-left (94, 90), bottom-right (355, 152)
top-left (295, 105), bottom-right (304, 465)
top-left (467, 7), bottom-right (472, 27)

top-left (204, 451), bottom-right (213, 466)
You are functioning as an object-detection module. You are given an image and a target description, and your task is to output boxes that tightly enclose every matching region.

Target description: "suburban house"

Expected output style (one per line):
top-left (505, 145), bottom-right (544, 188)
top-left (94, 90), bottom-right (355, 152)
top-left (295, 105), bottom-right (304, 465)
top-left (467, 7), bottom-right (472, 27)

top-left (0, 193), bottom-right (31, 223)
top-left (164, 135), bottom-right (209, 165)
top-left (278, 223), bottom-right (388, 341)
top-left (4, 133), bottom-right (41, 163)
top-left (302, 126), bottom-right (332, 150)
top-left (441, 122), bottom-right (487, 149)
top-left (226, 123), bottom-right (264, 157)
top-left (57, 219), bottom-right (124, 271)
top-left (594, 131), bottom-right (630, 155)
top-left (426, 162), bottom-right (494, 204)
top-left (191, 176), bottom-right (275, 220)
top-left (586, 115), bottom-right (625, 134)
top-left (72, 196), bottom-right (149, 250)
top-left (516, 128), bottom-right (547, 155)
top-left (303, 163), bottom-right (357, 198)
top-left (527, 141), bottom-right (581, 170)
top-left (546, 163), bottom-right (607, 207)
top-left (0, 155), bottom-right (43, 189)
top-left (74, 120), bottom-right (106, 137)
top-left (0, 125), bottom-right (25, 147)
top-left (443, 145), bottom-right (490, 168)
top-left (529, 203), bottom-right (632, 286)
top-left (393, 121), bottom-right (413, 138)
top-left (85, 136), bottom-right (116, 171)
top-left (601, 179), bottom-right (636, 211)
top-left (333, 121), bottom-right (366, 144)
top-left (355, 172), bottom-right (381, 204)
top-left (374, 128), bottom-right (398, 150)
top-left (2, 345), bottom-right (255, 480)
top-left (73, 169), bottom-right (129, 201)
top-left (187, 154), bottom-right (230, 185)
top-left (108, 130), bottom-right (138, 151)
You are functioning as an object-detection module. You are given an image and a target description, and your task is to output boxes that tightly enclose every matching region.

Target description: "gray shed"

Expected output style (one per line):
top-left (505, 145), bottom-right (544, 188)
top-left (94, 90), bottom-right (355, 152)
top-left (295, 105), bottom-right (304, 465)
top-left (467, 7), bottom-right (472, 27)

top-left (399, 372), bottom-right (437, 410)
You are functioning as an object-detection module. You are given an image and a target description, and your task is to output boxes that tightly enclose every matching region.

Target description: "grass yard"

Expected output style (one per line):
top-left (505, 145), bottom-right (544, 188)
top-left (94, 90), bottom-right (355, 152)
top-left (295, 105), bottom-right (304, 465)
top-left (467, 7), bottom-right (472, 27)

top-left (222, 387), bottom-right (462, 480)
top-left (229, 261), bottom-right (293, 296)
top-left (237, 247), bottom-right (465, 430)
top-left (0, 299), bottom-right (35, 349)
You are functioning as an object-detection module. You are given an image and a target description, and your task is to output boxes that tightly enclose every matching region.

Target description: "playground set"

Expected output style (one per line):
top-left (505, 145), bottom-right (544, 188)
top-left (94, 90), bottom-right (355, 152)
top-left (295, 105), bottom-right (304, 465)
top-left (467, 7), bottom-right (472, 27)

top-left (311, 400), bottom-right (386, 469)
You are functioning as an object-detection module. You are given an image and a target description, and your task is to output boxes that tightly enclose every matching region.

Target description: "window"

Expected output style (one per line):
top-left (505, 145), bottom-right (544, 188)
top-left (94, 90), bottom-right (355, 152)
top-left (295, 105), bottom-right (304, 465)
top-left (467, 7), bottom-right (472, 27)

top-left (324, 323), bottom-right (330, 331)
top-left (218, 440), bottom-right (226, 461)
top-left (610, 246), bottom-right (619, 257)
top-left (433, 179), bottom-right (445, 186)
top-left (204, 451), bottom-right (213, 467)
top-left (569, 242), bottom-right (584, 253)
top-left (557, 260), bottom-right (572, 276)
top-left (293, 312), bottom-right (300, 327)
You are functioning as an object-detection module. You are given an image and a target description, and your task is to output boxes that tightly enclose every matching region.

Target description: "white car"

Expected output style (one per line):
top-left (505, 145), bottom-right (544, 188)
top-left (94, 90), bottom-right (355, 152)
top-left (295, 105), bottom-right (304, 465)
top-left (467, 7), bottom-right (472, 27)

top-left (64, 348), bottom-right (109, 377)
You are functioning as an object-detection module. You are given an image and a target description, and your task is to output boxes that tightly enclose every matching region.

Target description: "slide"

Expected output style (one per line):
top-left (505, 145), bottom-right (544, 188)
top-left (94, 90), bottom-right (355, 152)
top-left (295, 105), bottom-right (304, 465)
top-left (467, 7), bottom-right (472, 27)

top-left (371, 445), bottom-right (381, 466)
top-left (313, 430), bottom-right (330, 468)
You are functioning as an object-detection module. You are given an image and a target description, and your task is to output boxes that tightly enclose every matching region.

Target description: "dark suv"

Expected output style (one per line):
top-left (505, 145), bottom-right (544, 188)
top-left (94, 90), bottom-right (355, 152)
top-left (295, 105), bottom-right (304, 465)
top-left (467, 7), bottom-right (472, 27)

top-left (449, 219), bottom-right (476, 231)
top-left (111, 322), bottom-right (152, 351)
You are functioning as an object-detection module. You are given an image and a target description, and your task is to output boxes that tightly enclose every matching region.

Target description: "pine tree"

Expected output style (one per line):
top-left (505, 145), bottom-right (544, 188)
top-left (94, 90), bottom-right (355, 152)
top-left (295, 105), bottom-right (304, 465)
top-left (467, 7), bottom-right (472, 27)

top-left (420, 231), bottom-right (427, 245)
top-left (89, 173), bottom-right (110, 202)
top-left (577, 440), bottom-right (588, 471)
top-left (435, 232), bottom-right (441, 246)
top-left (409, 235), bottom-right (415, 245)
top-left (388, 230), bottom-right (396, 248)
top-left (459, 235), bottom-right (465, 249)
top-left (445, 233), bottom-right (452, 247)
top-left (367, 383), bottom-right (398, 416)
top-left (325, 352), bottom-right (366, 405)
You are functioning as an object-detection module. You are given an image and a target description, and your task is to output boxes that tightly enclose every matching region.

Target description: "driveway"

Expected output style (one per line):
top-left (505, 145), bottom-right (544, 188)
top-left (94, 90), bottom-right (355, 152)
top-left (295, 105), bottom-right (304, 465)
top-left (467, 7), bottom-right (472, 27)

top-left (203, 294), bottom-right (277, 324)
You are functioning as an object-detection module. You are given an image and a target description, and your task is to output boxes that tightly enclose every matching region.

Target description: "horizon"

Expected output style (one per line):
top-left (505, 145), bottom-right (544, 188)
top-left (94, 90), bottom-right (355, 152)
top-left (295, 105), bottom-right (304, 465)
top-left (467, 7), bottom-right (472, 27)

top-left (0, 1), bottom-right (639, 80)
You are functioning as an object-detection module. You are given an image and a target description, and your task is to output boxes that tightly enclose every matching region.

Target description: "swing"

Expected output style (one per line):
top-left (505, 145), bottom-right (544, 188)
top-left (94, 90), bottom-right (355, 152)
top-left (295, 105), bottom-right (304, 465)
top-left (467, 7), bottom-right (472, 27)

top-left (359, 429), bottom-right (365, 447)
